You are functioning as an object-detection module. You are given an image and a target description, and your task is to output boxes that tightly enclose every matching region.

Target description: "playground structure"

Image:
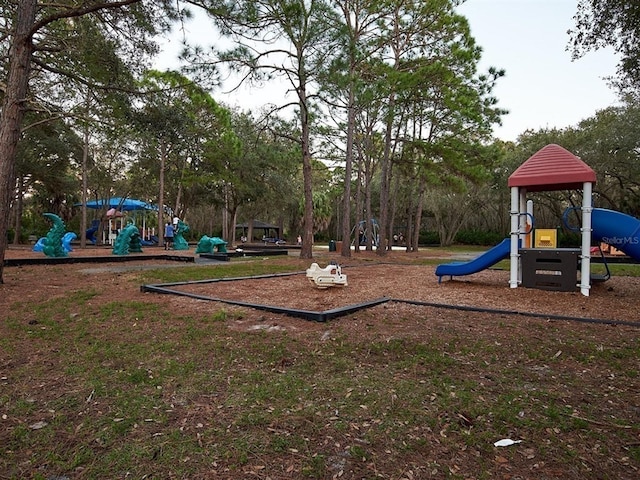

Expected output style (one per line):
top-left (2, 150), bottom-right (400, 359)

top-left (84, 210), bottom-right (132, 246)
top-left (85, 219), bottom-right (100, 244)
top-left (436, 144), bottom-right (640, 296)
top-left (33, 211), bottom-right (147, 258)
top-left (34, 231), bottom-right (77, 255)
top-left (195, 235), bottom-right (228, 254)
top-left (112, 223), bottom-right (143, 255)
top-left (350, 219), bottom-right (379, 247)
top-left (306, 262), bottom-right (348, 289)
top-left (77, 197), bottom-right (157, 245)
top-left (32, 213), bottom-right (75, 258)
top-left (172, 220), bottom-right (190, 250)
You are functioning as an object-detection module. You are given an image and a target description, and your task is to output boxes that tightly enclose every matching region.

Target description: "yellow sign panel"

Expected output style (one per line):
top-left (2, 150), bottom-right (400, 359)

top-left (534, 229), bottom-right (557, 248)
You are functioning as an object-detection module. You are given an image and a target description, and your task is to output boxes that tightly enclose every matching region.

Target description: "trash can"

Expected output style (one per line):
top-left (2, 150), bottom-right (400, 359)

top-left (329, 240), bottom-right (336, 252)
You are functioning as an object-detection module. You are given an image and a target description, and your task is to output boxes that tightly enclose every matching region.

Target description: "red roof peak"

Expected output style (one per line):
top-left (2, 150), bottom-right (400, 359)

top-left (508, 144), bottom-right (596, 192)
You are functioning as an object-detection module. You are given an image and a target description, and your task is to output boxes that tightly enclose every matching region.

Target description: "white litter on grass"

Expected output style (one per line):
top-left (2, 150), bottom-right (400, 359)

top-left (494, 438), bottom-right (522, 447)
top-left (248, 324), bottom-right (286, 332)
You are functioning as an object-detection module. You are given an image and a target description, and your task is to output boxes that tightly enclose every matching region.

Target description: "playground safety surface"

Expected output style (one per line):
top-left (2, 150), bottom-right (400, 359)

top-left (4, 244), bottom-right (640, 326)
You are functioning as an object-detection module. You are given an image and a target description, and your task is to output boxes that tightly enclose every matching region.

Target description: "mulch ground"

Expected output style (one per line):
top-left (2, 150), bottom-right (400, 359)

top-left (3, 243), bottom-right (639, 327)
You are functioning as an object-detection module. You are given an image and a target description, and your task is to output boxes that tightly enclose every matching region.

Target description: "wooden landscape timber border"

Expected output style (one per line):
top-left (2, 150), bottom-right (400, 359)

top-left (3, 254), bottom-right (194, 267)
top-left (140, 271), bottom-right (640, 327)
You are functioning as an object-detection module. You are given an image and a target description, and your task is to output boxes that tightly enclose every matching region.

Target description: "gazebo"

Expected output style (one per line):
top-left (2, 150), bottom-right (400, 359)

top-left (508, 144), bottom-right (597, 296)
top-left (236, 221), bottom-right (281, 242)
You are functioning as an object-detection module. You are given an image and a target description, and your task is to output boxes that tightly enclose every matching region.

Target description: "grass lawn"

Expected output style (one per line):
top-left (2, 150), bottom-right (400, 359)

top-left (1, 250), bottom-right (639, 479)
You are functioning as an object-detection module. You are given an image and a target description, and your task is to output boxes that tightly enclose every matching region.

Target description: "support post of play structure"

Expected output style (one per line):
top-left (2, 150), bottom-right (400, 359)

top-left (518, 189), bottom-right (528, 284)
top-left (519, 190), bottom-right (528, 241)
top-left (526, 200), bottom-right (534, 248)
top-left (579, 181), bottom-right (593, 296)
top-left (509, 186), bottom-right (520, 289)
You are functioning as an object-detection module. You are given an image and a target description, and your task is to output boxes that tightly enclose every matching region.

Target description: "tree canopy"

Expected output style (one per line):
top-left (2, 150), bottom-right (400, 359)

top-left (2, 0), bottom-right (637, 287)
top-left (570, 0), bottom-right (640, 92)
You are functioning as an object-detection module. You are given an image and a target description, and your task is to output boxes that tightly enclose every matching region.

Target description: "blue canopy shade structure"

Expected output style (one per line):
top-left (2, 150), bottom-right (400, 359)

top-left (75, 197), bottom-right (159, 246)
top-left (75, 197), bottom-right (156, 211)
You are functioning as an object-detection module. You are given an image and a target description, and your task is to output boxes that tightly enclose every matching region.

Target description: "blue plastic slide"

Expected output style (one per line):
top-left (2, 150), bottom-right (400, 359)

top-left (591, 208), bottom-right (640, 260)
top-left (435, 238), bottom-right (512, 282)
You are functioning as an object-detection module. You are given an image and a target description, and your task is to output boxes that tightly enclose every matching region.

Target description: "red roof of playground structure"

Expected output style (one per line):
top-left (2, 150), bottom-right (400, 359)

top-left (508, 144), bottom-right (597, 192)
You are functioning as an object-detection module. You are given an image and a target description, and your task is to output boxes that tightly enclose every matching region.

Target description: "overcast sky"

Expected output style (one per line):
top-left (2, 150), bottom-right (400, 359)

top-left (156, 0), bottom-right (621, 142)
top-left (457, 0), bottom-right (620, 140)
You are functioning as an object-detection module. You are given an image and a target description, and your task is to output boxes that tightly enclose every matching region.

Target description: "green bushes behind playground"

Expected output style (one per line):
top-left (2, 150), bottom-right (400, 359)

top-left (453, 229), bottom-right (504, 246)
top-left (418, 230), bottom-right (440, 246)
top-left (418, 229), bottom-right (503, 246)
top-left (419, 229), bottom-right (582, 248)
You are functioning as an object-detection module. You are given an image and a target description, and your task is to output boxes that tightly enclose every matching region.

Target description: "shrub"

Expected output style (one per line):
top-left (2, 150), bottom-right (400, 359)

top-left (558, 231), bottom-right (581, 248)
top-left (455, 229), bottom-right (504, 246)
top-left (419, 230), bottom-right (440, 246)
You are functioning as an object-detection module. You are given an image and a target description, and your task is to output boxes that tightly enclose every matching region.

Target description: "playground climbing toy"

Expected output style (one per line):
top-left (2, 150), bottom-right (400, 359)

top-left (112, 223), bottom-right (143, 255)
top-left (33, 213), bottom-right (71, 258)
top-left (34, 228), bottom-right (76, 255)
top-left (173, 220), bottom-right (190, 250)
top-left (436, 144), bottom-right (640, 296)
top-left (195, 235), bottom-right (228, 254)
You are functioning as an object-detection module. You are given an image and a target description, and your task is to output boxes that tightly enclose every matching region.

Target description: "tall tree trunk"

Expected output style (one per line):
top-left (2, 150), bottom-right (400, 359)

top-left (405, 208), bottom-right (413, 252)
top-left (341, 86), bottom-right (355, 258)
top-left (80, 102), bottom-right (90, 248)
top-left (354, 155), bottom-right (363, 253)
top-left (223, 189), bottom-right (237, 246)
top-left (13, 176), bottom-right (24, 245)
top-left (377, 93), bottom-right (396, 256)
top-left (174, 180), bottom-right (183, 220)
top-left (411, 176), bottom-right (426, 252)
top-left (365, 200), bottom-right (374, 251)
top-left (158, 142), bottom-right (166, 247)
top-left (248, 219), bottom-right (254, 243)
top-left (353, 181), bottom-right (361, 252)
top-left (222, 184), bottom-right (229, 241)
top-left (0, 0), bottom-right (36, 283)
top-left (388, 172), bottom-right (400, 252)
top-left (299, 68), bottom-right (313, 259)
top-left (231, 208), bottom-right (238, 247)
top-left (364, 166), bottom-right (374, 251)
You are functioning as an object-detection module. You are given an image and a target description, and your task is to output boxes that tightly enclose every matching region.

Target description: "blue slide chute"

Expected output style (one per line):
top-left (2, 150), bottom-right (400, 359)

top-left (435, 238), bottom-right (512, 282)
top-left (591, 208), bottom-right (640, 261)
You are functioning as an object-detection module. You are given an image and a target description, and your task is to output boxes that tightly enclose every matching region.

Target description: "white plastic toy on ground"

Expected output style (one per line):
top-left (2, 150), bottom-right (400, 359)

top-left (306, 262), bottom-right (348, 289)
